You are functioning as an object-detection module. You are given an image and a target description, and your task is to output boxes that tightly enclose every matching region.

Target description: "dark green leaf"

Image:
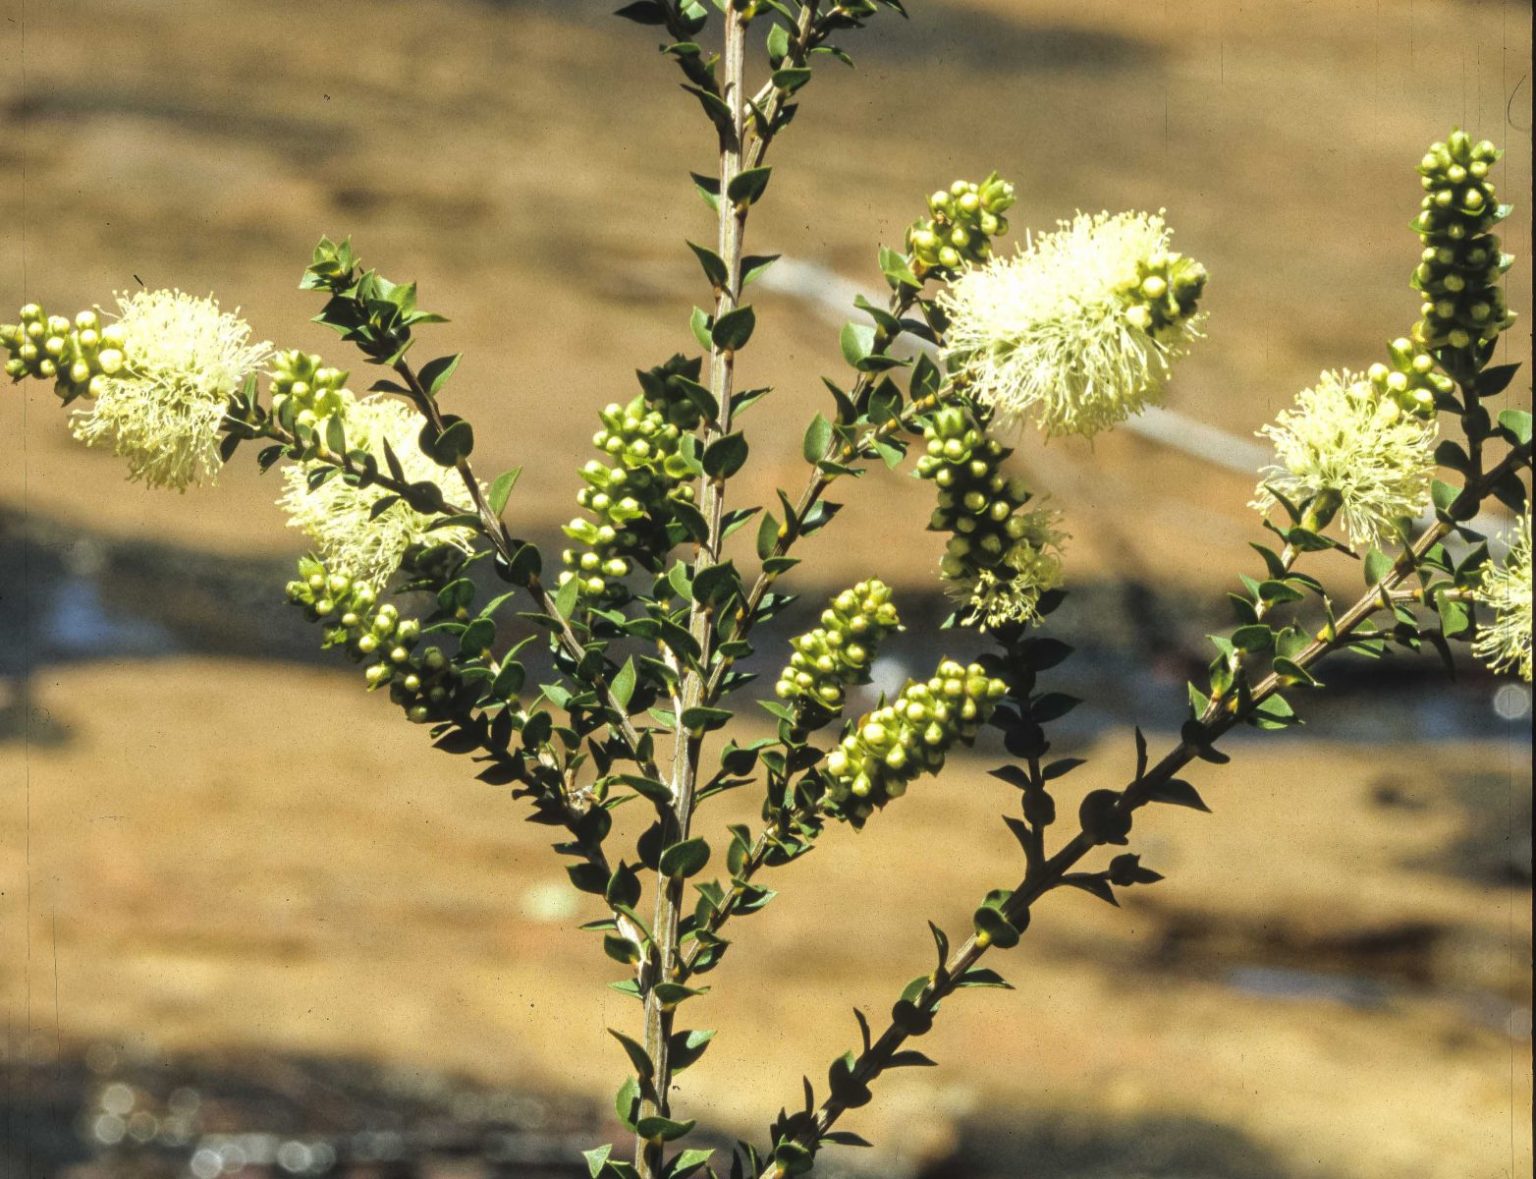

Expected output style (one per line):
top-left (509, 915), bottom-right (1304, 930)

top-left (703, 432), bottom-right (749, 478)
top-left (727, 167), bottom-right (773, 205)
top-left (802, 413), bottom-right (833, 463)
top-left (687, 241), bottom-right (729, 287)
top-left (487, 467), bottom-right (521, 514)
top-left (712, 306), bottom-right (757, 351)
top-left (419, 353), bottom-right (462, 397)
top-left (659, 837), bottom-right (711, 879)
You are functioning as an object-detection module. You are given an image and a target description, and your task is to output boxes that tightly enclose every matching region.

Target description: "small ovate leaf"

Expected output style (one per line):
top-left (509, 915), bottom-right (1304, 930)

top-left (741, 253), bottom-right (781, 286)
top-left (972, 905), bottom-right (1021, 949)
top-left (612, 657), bottom-right (638, 710)
top-left (1498, 408), bottom-right (1532, 445)
top-left (659, 837), bottom-right (712, 879)
top-left (607, 1028), bottom-right (655, 1081)
top-left (802, 413), bottom-right (833, 463)
top-left (1364, 548), bottom-right (1395, 587)
top-left (703, 432), bottom-right (749, 478)
top-left (727, 166), bottom-right (773, 205)
top-left (487, 467), bottom-right (522, 515)
top-left (840, 321), bottom-right (876, 367)
top-left (419, 353), bottom-right (462, 397)
top-left (687, 241), bottom-right (729, 288)
top-left (712, 305), bottom-right (757, 351)
top-left (636, 1116), bottom-right (696, 1144)
top-left (1145, 777), bottom-right (1211, 812)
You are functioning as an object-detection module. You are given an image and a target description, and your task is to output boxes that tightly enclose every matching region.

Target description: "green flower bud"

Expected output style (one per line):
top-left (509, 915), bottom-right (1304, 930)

top-left (560, 356), bottom-right (713, 606)
top-left (823, 657), bottom-right (1008, 827)
top-left (774, 580), bottom-right (903, 725)
top-left (268, 349), bottom-right (355, 438)
top-left (917, 405), bottom-right (1067, 628)
top-left (905, 172), bottom-right (1017, 280)
top-left (1410, 129), bottom-right (1516, 354)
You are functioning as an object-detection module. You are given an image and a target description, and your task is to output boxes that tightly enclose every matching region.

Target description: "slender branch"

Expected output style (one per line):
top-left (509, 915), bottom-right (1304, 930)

top-left (758, 438), bottom-right (1532, 1177)
top-left (638, 8), bottom-right (752, 1175)
top-left (386, 358), bottom-right (667, 787)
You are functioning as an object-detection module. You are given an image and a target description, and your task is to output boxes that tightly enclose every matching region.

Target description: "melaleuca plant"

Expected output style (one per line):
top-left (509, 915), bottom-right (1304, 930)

top-left (4, 4), bottom-right (1531, 1177)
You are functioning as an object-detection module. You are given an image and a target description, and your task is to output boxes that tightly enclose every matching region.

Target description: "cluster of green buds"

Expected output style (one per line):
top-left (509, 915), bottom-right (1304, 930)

top-left (1367, 336), bottom-right (1453, 418)
top-left (2, 302), bottom-right (125, 401)
top-left (823, 659), bottom-right (1008, 825)
top-left (1118, 249), bottom-right (1208, 341)
top-left (559, 357), bottom-right (705, 604)
top-left (906, 174), bottom-right (1016, 277)
top-left (285, 556), bottom-right (461, 724)
top-left (916, 405), bottom-right (1064, 627)
top-left (269, 349), bottom-right (354, 436)
top-left (774, 579), bottom-right (902, 724)
top-left (1411, 130), bottom-right (1515, 352)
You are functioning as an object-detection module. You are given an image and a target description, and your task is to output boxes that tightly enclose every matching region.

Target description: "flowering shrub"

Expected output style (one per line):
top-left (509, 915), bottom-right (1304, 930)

top-left (3, 4), bottom-right (1531, 1177)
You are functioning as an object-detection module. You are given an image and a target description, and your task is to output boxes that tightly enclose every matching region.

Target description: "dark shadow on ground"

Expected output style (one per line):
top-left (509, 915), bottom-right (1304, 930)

top-left (919, 1111), bottom-right (1339, 1179)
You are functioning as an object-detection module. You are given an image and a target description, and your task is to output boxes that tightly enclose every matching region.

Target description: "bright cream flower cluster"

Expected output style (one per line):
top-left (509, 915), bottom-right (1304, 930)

top-left (1472, 513), bottom-right (1532, 682)
top-left (1253, 370), bottom-right (1437, 550)
top-left (940, 210), bottom-right (1207, 439)
top-left (277, 394), bottom-right (477, 589)
top-left (66, 291), bottom-right (271, 490)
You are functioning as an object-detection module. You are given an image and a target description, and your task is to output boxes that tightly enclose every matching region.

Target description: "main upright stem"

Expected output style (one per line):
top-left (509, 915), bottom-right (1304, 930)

top-left (637, 7), bottom-right (750, 1175)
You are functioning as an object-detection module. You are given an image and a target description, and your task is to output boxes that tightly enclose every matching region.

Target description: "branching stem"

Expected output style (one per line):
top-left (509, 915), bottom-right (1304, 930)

top-left (758, 438), bottom-right (1532, 1177)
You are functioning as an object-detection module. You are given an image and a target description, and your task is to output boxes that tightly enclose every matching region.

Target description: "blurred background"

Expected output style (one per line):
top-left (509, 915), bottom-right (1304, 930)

top-left (1, 1), bottom-right (1532, 1176)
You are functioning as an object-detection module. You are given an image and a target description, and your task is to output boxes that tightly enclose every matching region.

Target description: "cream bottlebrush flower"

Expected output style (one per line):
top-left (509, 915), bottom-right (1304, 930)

top-left (954, 505), bottom-right (1066, 628)
top-left (1471, 512), bottom-right (1532, 682)
top-left (278, 395), bottom-right (477, 589)
top-left (939, 210), bottom-right (1208, 439)
top-left (1253, 370), bottom-right (1437, 550)
top-left (70, 290), bottom-right (270, 489)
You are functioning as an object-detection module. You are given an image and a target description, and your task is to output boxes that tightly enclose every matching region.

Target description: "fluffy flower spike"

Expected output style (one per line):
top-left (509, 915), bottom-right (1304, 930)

top-left (1252, 370), bottom-right (1437, 550)
top-left (1471, 512), bottom-right (1532, 682)
top-left (278, 395), bottom-right (476, 589)
top-left (69, 290), bottom-right (270, 490)
top-left (940, 210), bottom-right (1208, 439)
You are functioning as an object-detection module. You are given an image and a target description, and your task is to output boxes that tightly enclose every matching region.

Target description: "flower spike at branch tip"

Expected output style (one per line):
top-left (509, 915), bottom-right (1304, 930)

top-left (1472, 511), bottom-right (1533, 681)
top-left (940, 209), bottom-right (1208, 439)
top-left (1253, 369), bottom-right (1438, 551)
top-left (0, 290), bottom-right (271, 490)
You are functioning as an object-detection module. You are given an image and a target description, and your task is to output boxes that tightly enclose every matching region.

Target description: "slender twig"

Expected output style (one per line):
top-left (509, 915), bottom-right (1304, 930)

top-left (386, 358), bottom-right (667, 787)
top-left (638, 7), bottom-right (752, 1174)
top-left (757, 439), bottom-right (1532, 1177)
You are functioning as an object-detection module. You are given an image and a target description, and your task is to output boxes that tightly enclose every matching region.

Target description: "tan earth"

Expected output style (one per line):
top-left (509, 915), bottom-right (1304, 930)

top-left (1, 1), bottom-right (1532, 1177)
top-left (0, 660), bottom-right (1531, 1176)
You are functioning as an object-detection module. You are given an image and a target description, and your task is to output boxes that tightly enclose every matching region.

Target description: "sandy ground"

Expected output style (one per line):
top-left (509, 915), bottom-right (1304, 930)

top-left (1, 659), bottom-right (1530, 1177)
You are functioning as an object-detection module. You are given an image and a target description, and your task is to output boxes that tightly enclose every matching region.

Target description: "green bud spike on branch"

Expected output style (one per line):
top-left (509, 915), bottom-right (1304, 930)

top-left (774, 579), bottom-right (901, 724)
top-left (560, 356), bottom-right (707, 606)
top-left (916, 404), bottom-right (1065, 628)
top-left (823, 658), bottom-right (1008, 826)
top-left (1412, 129), bottom-right (1516, 355)
top-left (2, 302), bottom-right (125, 401)
top-left (906, 173), bottom-right (1016, 278)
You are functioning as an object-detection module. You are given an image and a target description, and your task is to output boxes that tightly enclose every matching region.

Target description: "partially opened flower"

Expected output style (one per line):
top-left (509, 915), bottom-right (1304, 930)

top-left (950, 505), bottom-right (1066, 628)
top-left (940, 210), bottom-right (1208, 439)
top-left (1471, 512), bottom-right (1532, 681)
top-left (1253, 370), bottom-right (1437, 550)
top-left (278, 395), bottom-right (477, 589)
top-left (70, 290), bottom-right (270, 489)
